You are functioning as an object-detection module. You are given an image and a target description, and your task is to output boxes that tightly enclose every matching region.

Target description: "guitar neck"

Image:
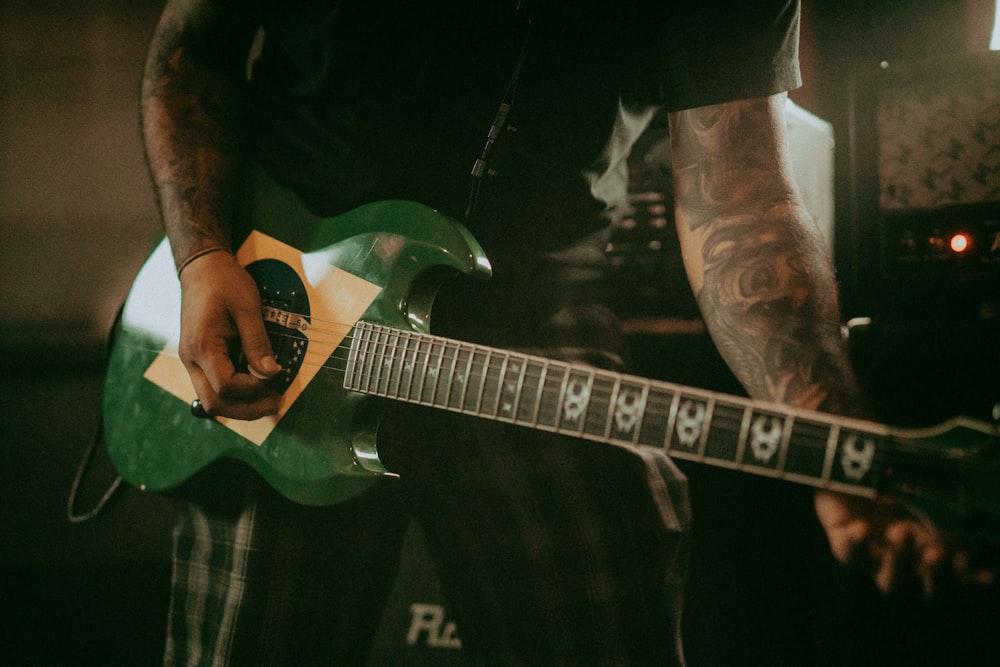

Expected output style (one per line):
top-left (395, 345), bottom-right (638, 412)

top-left (344, 321), bottom-right (890, 498)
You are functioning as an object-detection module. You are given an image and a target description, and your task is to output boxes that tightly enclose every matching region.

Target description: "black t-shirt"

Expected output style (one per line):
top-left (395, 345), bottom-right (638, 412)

top-left (246, 0), bottom-right (801, 351)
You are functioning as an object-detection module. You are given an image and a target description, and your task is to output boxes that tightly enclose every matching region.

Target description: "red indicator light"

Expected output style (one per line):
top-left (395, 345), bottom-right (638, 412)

top-left (949, 233), bottom-right (971, 253)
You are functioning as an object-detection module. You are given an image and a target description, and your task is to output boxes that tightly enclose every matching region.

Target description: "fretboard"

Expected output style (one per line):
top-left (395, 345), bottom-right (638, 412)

top-left (344, 321), bottom-right (890, 497)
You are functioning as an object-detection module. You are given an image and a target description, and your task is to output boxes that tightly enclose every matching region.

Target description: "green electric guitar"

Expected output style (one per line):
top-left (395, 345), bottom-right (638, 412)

top-left (103, 166), bottom-right (1000, 543)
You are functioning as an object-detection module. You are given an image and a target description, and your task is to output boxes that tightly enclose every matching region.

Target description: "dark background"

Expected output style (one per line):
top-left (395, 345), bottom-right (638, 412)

top-left (2, 1), bottom-right (998, 665)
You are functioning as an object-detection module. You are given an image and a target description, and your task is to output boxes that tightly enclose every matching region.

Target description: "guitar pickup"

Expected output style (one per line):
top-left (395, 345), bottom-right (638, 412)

top-left (255, 287), bottom-right (310, 393)
top-left (263, 304), bottom-right (310, 334)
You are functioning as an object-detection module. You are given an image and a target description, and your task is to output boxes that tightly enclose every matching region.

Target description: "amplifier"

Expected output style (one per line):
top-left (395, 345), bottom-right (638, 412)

top-left (848, 51), bottom-right (1000, 319)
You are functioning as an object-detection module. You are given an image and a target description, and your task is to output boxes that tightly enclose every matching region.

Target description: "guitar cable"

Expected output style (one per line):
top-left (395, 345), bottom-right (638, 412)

top-left (66, 304), bottom-right (125, 523)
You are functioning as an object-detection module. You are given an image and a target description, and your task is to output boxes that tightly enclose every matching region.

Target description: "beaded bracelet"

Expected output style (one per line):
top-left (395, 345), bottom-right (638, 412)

top-left (176, 245), bottom-right (231, 278)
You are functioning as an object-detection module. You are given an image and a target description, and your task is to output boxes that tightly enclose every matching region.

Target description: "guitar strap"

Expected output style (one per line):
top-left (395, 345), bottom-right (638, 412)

top-left (464, 0), bottom-right (535, 224)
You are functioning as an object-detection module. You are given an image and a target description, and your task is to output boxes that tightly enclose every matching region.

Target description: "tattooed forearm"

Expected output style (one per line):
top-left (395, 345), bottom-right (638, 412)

top-left (670, 96), bottom-right (866, 416)
top-left (140, 3), bottom-right (249, 268)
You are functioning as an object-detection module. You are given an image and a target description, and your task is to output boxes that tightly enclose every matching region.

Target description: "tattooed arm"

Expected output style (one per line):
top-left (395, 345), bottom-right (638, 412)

top-left (142, 0), bottom-right (280, 419)
top-left (667, 93), bottom-right (985, 596)
top-left (668, 93), bottom-right (862, 414)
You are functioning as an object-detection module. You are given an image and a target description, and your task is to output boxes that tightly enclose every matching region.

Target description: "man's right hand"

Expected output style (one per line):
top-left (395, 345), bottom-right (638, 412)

top-left (177, 249), bottom-right (282, 420)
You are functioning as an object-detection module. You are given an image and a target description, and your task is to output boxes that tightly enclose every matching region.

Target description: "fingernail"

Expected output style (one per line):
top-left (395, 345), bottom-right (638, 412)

top-left (263, 355), bottom-right (281, 373)
top-left (248, 365), bottom-right (271, 380)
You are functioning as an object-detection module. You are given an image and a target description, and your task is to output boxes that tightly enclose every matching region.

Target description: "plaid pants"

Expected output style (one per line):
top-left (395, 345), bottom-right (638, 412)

top-left (165, 411), bottom-right (691, 666)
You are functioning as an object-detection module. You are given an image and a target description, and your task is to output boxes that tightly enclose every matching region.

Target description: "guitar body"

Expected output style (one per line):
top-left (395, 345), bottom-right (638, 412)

top-left (103, 165), bottom-right (492, 505)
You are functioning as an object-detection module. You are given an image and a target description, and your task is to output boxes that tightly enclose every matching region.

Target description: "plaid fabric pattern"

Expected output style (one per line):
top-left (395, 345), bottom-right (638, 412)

top-left (165, 467), bottom-right (410, 666)
top-left (165, 486), bottom-right (255, 666)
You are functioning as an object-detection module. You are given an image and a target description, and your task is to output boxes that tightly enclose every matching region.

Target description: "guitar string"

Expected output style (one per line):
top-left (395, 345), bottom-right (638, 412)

top-left (120, 310), bottom-right (845, 427)
top-left (116, 322), bottom-right (893, 494)
top-left (134, 304), bottom-right (919, 493)
top-left (129, 308), bottom-right (881, 445)
top-left (300, 327), bottom-right (892, 483)
top-left (122, 320), bottom-right (883, 469)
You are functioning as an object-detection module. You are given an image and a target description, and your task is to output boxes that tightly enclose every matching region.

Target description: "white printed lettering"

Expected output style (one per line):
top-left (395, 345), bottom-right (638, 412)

top-left (406, 603), bottom-right (462, 650)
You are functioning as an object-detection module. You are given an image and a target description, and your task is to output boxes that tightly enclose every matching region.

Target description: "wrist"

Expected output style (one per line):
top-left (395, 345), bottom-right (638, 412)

top-left (176, 245), bottom-right (232, 278)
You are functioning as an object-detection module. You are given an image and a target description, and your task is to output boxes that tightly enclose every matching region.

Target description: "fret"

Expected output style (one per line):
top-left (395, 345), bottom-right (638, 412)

top-left (490, 352), bottom-right (511, 419)
top-left (383, 329), bottom-right (400, 394)
top-left (376, 329), bottom-right (391, 395)
top-left (400, 332), bottom-right (420, 400)
top-left (536, 362), bottom-right (567, 430)
top-left (703, 400), bottom-right (746, 468)
top-left (357, 324), bottom-right (377, 392)
top-left (377, 329), bottom-right (400, 395)
top-left (409, 337), bottom-right (432, 403)
top-left (388, 331), bottom-right (411, 398)
top-left (479, 351), bottom-right (506, 417)
top-left (583, 372), bottom-right (616, 440)
top-left (784, 417), bottom-right (836, 486)
top-left (496, 354), bottom-right (512, 418)
top-left (398, 334), bottom-right (414, 400)
top-left (447, 344), bottom-right (474, 410)
top-left (413, 337), bottom-right (432, 402)
top-left (465, 348), bottom-right (491, 413)
top-left (602, 377), bottom-right (621, 439)
top-left (734, 404), bottom-right (753, 466)
top-left (426, 339), bottom-right (443, 405)
top-left (417, 339), bottom-right (442, 405)
top-left (698, 398), bottom-right (715, 458)
top-left (776, 414), bottom-right (795, 474)
top-left (368, 328), bottom-right (386, 394)
top-left (374, 327), bottom-right (392, 394)
top-left (821, 424), bottom-right (840, 485)
top-left (433, 341), bottom-right (459, 407)
top-left (556, 367), bottom-right (595, 436)
top-left (606, 378), bottom-right (649, 446)
top-left (515, 359), bottom-right (545, 424)
top-left (362, 324), bottom-right (381, 392)
top-left (343, 324), bottom-right (362, 390)
top-left (637, 385), bottom-right (673, 449)
top-left (346, 323), bottom-right (362, 385)
top-left (366, 327), bottom-right (383, 394)
top-left (496, 354), bottom-right (527, 422)
top-left (512, 356), bottom-right (529, 417)
top-left (663, 390), bottom-right (683, 451)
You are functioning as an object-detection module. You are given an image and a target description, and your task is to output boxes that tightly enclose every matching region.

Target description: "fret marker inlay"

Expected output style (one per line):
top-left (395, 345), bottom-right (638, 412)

top-left (675, 400), bottom-right (706, 448)
top-left (749, 415), bottom-right (783, 464)
top-left (343, 321), bottom-right (890, 500)
top-left (840, 434), bottom-right (876, 481)
top-left (562, 378), bottom-right (589, 423)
